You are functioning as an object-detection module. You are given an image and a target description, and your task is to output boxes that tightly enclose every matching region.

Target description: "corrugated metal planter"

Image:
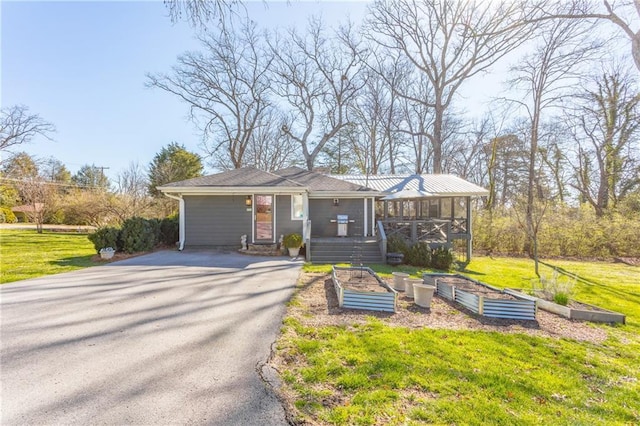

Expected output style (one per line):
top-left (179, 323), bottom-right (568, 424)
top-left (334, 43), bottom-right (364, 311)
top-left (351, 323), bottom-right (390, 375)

top-left (429, 274), bottom-right (537, 321)
top-left (505, 289), bottom-right (626, 324)
top-left (332, 266), bottom-right (397, 313)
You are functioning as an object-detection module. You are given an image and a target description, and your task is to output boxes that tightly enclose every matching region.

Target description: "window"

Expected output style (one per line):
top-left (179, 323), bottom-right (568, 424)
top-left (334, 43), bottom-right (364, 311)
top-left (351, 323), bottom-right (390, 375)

top-left (291, 194), bottom-right (304, 220)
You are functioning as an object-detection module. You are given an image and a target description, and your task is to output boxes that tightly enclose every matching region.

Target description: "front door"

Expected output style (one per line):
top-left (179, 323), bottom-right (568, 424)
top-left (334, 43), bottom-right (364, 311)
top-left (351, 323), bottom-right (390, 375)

top-left (254, 195), bottom-right (274, 242)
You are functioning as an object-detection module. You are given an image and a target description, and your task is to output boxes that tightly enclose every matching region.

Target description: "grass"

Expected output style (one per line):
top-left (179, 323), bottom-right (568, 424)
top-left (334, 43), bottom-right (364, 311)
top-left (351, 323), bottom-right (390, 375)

top-left (282, 257), bottom-right (640, 424)
top-left (0, 229), bottom-right (96, 284)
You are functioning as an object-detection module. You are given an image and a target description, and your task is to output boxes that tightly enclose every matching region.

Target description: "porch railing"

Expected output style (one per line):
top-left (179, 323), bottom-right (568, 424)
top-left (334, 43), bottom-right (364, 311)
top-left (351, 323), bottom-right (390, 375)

top-left (376, 220), bottom-right (387, 261)
top-left (380, 219), bottom-right (452, 245)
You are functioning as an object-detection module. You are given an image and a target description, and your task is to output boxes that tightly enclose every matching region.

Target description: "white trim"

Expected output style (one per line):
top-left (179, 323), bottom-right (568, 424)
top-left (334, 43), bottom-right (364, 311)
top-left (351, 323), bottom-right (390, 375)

top-left (370, 197), bottom-right (376, 236)
top-left (159, 186), bottom-right (304, 195)
top-left (163, 193), bottom-right (185, 250)
top-left (251, 194), bottom-right (255, 244)
top-left (291, 194), bottom-right (304, 220)
top-left (363, 198), bottom-right (368, 237)
top-left (308, 192), bottom-right (381, 198)
top-left (273, 194), bottom-right (277, 244)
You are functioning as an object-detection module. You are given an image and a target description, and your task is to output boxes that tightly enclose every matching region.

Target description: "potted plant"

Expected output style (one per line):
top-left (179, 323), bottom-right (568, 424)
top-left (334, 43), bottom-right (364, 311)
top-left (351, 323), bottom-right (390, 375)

top-left (283, 233), bottom-right (303, 257)
top-left (99, 247), bottom-right (115, 260)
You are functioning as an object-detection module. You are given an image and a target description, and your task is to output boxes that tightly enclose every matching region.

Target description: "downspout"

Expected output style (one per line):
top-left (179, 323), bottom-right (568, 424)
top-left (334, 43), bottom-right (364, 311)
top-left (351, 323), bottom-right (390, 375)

top-left (164, 193), bottom-right (186, 251)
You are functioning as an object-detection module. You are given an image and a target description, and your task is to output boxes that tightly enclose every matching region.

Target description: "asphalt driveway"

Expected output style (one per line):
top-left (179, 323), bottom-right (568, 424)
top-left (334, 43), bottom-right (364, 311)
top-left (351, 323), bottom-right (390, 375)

top-left (0, 250), bottom-right (303, 425)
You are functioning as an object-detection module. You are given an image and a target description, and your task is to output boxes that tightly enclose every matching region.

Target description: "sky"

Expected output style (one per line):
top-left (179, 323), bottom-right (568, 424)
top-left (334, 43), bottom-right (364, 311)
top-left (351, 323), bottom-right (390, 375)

top-left (2, 1), bottom-right (630, 181)
top-left (2, 0), bottom-right (370, 180)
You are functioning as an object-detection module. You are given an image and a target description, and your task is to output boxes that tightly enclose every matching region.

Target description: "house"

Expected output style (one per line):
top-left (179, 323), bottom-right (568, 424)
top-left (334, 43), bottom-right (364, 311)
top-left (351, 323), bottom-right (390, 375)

top-left (158, 167), bottom-right (488, 263)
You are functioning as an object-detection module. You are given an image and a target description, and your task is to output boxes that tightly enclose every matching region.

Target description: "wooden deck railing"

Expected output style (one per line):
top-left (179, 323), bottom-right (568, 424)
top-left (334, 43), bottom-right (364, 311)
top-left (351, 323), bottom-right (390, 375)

top-left (380, 219), bottom-right (464, 245)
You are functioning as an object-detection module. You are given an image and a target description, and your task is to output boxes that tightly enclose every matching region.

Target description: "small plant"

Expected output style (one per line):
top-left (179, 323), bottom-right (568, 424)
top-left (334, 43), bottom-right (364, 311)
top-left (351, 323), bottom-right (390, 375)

top-left (431, 246), bottom-right (454, 270)
top-left (99, 247), bottom-right (115, 254)
top-left (283, 233), bottom-right (303, 249)
top-left (533, 270), bottom-right (575, 304)
top-left (553, 292), bottom-right (570, 306)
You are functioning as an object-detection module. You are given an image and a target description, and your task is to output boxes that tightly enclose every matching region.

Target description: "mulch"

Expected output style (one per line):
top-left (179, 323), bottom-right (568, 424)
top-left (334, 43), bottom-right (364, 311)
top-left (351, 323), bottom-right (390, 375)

top-left (288, 271), bottom-right (609, 344)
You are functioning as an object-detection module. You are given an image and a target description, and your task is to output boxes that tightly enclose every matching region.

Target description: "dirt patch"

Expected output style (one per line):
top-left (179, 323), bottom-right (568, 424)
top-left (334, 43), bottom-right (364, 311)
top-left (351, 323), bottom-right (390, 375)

top-left (437, 276), bottom-right (517, 300)
top-left (334, 269), bottom-right (389, 293)
top-left (288, 271), bottom-right (608, 344)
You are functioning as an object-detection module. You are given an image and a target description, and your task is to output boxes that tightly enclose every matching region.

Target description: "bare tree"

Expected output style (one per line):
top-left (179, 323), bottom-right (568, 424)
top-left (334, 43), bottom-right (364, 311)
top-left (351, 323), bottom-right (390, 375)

top-left (504, 17), bottom-right (600, 260)
top-left (0, 105), bottom-right (55, 158)
top-left (365, 0), bottom-right (536, 173)
top-left (112, 162), bottom-right (153, 221)
top-left (244, 109), bottom-right (299, 172)
top-left (148, 20), bottom-right (272, 169)
top-left (348, 67), bottom-right (404, 174)
top-left (530, 0), bottom-right (640, 72)
top-left (163, 0), bottom-right (242, 27)
top-left (568, 67), bottom-right (640, 215)
top-left (269, 18), bottom-right (365, 171)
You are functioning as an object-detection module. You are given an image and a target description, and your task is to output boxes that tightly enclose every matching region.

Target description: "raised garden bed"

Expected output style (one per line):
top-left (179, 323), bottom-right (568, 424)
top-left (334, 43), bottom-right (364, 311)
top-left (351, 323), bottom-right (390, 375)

top-left (426, 274), bottom-right (537, 321)
top-left (504, 289), bottom-right (626, 324)
top-left (332, 266), bottom-right (397, 313)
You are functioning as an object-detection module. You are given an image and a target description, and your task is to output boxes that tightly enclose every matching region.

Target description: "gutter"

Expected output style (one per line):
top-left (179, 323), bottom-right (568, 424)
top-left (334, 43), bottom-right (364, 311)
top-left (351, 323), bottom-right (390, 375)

top-left (164, 193), bottom-right (185, 251)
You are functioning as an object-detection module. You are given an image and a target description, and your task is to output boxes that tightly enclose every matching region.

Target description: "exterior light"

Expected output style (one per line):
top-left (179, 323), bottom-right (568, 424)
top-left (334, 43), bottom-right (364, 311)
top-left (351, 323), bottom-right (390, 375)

top-left (333, 198), bottom-right (339, 206)
top-left (245, 195), bottom-right (252, 207)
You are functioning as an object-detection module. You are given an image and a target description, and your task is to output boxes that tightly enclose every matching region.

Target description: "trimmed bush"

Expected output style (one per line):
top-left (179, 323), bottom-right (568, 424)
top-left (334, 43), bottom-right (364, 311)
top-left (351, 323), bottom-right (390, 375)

top-left (120, 217), bottom-right (158, 254)
top-left (387, 235), bottom-right (410, 256)
top-left (405, 242), bottom-right (431, 267)
top-left (88, 227), bottom-right (121, 253)
top-left (159, 215), bottom-right (179, 246)
top-left (431, 247), bottom-right (454, 270)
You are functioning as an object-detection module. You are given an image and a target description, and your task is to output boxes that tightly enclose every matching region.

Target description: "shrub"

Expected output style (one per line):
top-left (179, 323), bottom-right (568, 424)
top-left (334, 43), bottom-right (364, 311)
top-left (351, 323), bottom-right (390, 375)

top-left (431, 247), bottom-right (454, 270)
top-left (159, 215), bottom-right (179, 246)
top-left (387, 235), bottom-right (409, 255)
top-left (88, 227), bottom-right (121, 253)
top-left (283, 233), bottom-right (303, 248)
top-left (0, 207), bottom-right (17, 224)
top-left (405, 242), bottom-right (431, 267)
top-left (120, 217), bottom-right (158, 254)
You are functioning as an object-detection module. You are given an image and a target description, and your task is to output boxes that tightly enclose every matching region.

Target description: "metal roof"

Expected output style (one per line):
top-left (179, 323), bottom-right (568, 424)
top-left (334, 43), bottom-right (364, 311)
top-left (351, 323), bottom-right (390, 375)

top-left (333, 174), bottom-right (489, 197)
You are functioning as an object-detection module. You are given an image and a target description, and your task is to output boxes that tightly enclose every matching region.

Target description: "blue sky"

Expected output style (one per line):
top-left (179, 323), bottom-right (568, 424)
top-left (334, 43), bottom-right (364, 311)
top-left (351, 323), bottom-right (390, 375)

top-left (2, 1), bottom-right (368, 180)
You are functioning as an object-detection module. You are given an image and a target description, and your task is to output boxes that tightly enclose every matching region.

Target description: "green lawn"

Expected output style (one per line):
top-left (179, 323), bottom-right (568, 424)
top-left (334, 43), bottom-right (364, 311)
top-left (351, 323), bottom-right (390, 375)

top-left (282, 258), bottom-right (640, 424)
top-left (0, 229), bottom-right (96, 284)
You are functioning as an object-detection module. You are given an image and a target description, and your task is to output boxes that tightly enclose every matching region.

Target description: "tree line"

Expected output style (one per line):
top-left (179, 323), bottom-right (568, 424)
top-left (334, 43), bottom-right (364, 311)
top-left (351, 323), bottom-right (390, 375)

top-left (0, 143), bottom-right (204, 230)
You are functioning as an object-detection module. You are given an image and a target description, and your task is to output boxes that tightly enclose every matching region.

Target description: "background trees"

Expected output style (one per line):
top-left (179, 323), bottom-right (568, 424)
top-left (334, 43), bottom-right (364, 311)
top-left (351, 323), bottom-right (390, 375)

top-left (0, 105), bottom-right (55, 159)
top-left (147, 142), bottom-right (204, 196)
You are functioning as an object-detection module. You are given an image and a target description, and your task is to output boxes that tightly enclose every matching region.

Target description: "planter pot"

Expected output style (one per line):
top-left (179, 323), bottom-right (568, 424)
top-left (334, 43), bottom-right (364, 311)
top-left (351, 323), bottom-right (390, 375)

top-left (391, 272), bottom-right (409, 291)
top-left (287, 247), bottom-right (300, 258)
top-left (100, 251), bottom-right (114, 260)
top-left (413, 284), bottom-right (436, 308)
top-left (387, 252), bottom-right (404, 265)
top-left (404, 278), bottom-right (423, 299)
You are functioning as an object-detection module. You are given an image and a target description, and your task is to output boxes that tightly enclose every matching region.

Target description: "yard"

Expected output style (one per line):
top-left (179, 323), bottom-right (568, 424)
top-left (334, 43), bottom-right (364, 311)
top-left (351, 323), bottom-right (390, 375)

top-left (273, 258), bottom-right (640, 425)
top-left (0, 229), bottom-right (96, 284)
top-left (2, 229), bottom-right (638, 424)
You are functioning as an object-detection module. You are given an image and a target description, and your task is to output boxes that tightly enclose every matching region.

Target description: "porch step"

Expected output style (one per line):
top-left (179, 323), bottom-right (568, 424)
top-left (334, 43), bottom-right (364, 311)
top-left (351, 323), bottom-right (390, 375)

top-left (310, 238), bottom-right (383, 264)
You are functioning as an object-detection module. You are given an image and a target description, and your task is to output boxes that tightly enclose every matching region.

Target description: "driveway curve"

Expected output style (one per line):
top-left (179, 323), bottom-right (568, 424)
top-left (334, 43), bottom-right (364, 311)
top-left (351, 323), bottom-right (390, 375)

top-left (1, 250), bottom-right (302, 425)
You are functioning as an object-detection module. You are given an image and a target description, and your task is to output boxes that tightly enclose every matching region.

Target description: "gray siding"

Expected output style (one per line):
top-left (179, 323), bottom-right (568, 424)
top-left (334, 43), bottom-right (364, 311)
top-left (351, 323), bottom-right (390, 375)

top-left (309, 198), bottom-right (366, 237)
top-left (184, 195), bottom-right (252, 247)
top-left (276, 195), bottom-right (303, 238)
